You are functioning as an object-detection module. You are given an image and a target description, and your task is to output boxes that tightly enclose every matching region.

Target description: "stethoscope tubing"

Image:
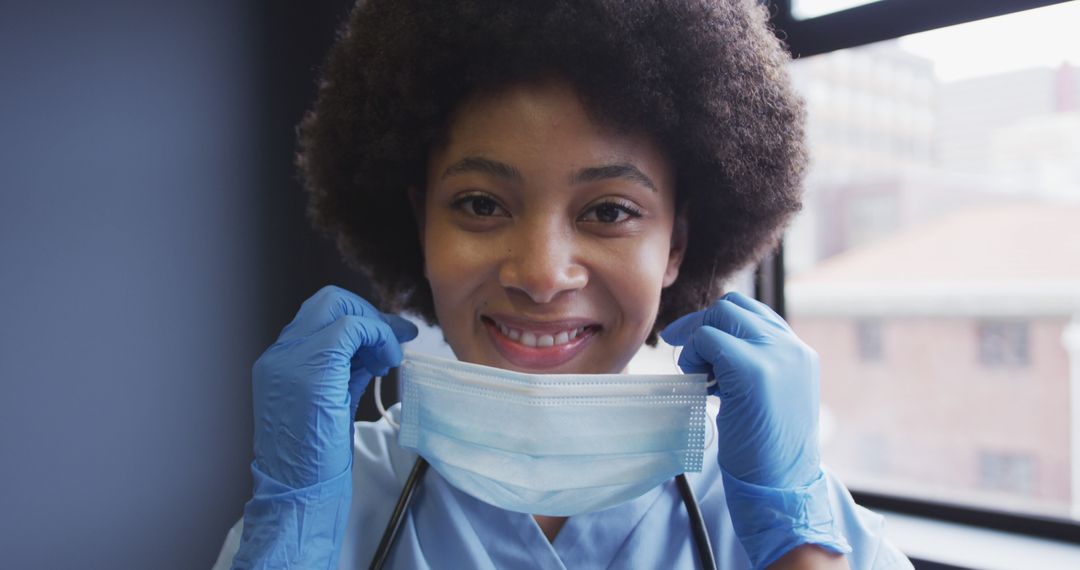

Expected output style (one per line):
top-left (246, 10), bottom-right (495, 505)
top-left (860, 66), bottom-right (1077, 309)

top-left (369, 457), bottom-right (430, 570)
top-left (369, 457), bottom-right (717, 570)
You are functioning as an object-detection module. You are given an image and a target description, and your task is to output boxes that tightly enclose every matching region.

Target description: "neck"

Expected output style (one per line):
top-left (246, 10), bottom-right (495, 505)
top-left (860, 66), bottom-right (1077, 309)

top-left (533, 514), bottom-right (568, 542)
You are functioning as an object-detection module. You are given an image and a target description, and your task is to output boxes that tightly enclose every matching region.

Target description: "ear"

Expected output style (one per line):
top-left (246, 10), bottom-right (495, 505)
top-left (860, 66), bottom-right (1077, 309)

top-left (407, 186), bottom-right (426, 251)
top-left (662, 209), bottom-right (688, 288)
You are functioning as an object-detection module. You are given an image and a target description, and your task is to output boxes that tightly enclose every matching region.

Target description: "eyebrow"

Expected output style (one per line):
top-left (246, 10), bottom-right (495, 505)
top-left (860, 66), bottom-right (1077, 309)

top-left (571, 163), bottom-right (657, 192)
top-left (441, 156), bottom-right (657, 192)
top-left (441, 157), bottom-right (523, 182)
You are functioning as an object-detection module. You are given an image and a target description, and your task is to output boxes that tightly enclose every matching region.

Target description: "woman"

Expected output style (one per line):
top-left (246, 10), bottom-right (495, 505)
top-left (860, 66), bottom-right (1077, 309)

top-left (214, 1), bottom-right (912, 568)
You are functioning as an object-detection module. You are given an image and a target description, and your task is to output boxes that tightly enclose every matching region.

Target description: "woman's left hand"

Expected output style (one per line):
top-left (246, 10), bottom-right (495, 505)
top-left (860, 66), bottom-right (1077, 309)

top-left (660, 291), bottom-right (822, 490)
top-left (661, 292), bottom-right (850, 568)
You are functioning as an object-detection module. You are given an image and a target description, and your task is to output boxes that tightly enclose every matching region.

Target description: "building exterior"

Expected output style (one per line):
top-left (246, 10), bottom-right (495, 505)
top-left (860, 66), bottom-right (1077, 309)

top-left (784, 40), bottom-right (1080, 518)
top-left (936, 64), bottom-right (1080, 181)
top-left (787, 40), bottom-right (938, 274)
top-left (787, 44), bottom-right (1080, 275)
top-left (787, 203), bottom-right (1080, 518)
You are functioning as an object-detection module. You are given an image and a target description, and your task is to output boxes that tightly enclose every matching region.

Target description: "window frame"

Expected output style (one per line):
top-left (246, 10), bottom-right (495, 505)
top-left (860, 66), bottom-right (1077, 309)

top-left (759, 0), bottom-right (1080, 544)
top-left (769, 0), bottom-right (1072, 58)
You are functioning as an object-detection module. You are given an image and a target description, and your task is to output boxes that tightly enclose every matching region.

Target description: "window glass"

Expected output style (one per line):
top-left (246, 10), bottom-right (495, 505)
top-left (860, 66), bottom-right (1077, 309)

top-left (792, 0), bottom-right (886, 21)
top-left (785, 2), bottom-right (1080, 520)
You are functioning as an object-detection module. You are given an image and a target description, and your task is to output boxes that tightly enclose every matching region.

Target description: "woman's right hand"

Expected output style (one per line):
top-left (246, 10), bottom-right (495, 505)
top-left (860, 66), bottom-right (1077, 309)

top-left (251, 285), bottom-right (418, 489)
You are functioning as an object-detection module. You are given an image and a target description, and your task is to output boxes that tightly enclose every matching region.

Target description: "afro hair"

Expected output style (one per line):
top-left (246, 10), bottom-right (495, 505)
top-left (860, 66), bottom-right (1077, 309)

top-left (297, 0), bottom-right (807, 344)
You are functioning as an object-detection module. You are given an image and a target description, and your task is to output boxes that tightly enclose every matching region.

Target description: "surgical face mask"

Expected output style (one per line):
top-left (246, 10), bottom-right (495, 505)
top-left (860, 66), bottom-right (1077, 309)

top-left (377, 351), bottom-right (711, 517)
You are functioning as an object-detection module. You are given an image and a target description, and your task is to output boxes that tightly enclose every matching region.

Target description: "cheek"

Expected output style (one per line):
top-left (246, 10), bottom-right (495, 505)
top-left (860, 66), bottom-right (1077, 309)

top-left (425, 257), bottom-right (462, 308)
top-left (423, 224), bottom-right (492, 316)
top-left (598, 235), bottom-right (674, 325)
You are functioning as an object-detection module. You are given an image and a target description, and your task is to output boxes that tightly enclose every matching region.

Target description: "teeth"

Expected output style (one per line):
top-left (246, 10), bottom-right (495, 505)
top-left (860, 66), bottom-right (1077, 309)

top-left (493, 322), bottom-right (590, 348)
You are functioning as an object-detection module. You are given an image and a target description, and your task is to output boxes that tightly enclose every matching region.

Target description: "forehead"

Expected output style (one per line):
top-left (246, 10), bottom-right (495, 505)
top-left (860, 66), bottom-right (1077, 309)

top-left (428, 79), bottom-right (673, 189)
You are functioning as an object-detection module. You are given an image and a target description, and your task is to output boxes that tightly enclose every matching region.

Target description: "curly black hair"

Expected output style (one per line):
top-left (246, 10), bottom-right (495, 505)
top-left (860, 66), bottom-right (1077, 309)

top-left (298, 0), bottom-right (806, 344)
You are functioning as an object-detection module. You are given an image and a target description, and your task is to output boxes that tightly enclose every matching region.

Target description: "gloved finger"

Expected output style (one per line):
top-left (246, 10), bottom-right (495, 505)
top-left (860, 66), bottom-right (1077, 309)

top-left (669, 336), bottom-right (721, 399)
top-left (278, 285), bottom-right (384, 342)
top-left (660, 308), bottom-right (707, 346)
top-left (684, 326), bottom-right (761, 401)
top-left (662, 298), bottom-right (769, 345)
top-left (314, 314), bottom-right (406, 374)
top-left (674, 328), bottom-right (714, 375)
top-left (382, 313), bottom-right (419, 344)
top-left (350, 314), bottom-right (416, 370)
top-left (350, 317), bottom-right (406, 375)
top-left (721, 291), bottom-right (792, 332)
top-left (323, 316), bottom-right (401, 419)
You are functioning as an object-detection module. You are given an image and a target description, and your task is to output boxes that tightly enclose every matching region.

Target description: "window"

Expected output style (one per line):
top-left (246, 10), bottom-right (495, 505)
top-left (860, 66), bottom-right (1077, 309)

top-left (977, 321), bottom-right (1030, 368)
top-left (780, 1), bottom-right (1080, 526)
top-left (855, 319), bottom-right (884, 362)
top-left (979, 451), bottom-right (1037, 495)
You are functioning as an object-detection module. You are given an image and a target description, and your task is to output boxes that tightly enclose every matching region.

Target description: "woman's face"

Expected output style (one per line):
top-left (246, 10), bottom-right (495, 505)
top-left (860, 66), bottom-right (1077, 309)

top-left (417, 79), bottom-right (686, 374)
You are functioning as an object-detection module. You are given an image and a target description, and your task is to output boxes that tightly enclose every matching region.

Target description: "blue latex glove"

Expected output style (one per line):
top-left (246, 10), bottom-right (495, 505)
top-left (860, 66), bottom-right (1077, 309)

top-left (233, 285), bottom-right (418, 569)
top-left (661, 292), bottom-right (850, 569)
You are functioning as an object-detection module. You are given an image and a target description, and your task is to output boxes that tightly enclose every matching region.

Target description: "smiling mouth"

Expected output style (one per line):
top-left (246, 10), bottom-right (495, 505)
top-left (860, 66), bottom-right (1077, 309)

top-left (481, 317), bottom-right (601, 345)
top-left (492, 321), bottom-right (593, 347)
top-left (480, 316), bottom-right (601, 368)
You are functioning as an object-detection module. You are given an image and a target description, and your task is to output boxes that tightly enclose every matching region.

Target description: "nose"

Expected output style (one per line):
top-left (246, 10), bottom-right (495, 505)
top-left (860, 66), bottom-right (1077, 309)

top-left (498, 219), bottom-right (588, 304)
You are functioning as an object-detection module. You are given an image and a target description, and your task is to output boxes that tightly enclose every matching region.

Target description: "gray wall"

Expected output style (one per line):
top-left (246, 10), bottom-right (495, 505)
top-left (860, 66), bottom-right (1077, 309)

top-left (0, 1), bottom-right (357, 567)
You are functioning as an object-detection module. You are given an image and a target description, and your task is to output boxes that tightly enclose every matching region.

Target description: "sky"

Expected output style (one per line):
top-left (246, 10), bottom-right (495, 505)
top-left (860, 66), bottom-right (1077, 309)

top-left (794, 0), bottom-right (1080, 81)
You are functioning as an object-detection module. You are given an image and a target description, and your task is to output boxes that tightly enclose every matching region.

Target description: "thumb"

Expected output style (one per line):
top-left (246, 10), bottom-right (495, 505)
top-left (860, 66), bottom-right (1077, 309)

top-left (347, 368), bottom-right (374, 419)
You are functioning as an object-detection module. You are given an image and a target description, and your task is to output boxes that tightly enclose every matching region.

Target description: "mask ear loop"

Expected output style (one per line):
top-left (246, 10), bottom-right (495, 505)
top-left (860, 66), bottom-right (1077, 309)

top-left (374, 375), bottom-right (400, 430)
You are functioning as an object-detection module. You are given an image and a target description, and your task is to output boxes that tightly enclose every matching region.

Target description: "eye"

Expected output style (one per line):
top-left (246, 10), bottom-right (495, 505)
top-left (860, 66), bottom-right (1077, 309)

top-left (451, 193), bottom-right (508, 217)
top-left (580, 200), bottom-right (643, 224)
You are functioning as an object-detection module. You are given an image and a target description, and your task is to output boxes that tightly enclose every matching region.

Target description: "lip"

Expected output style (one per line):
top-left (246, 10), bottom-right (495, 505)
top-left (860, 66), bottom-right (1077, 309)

top-left (481, 314), bottom-right (600, 370)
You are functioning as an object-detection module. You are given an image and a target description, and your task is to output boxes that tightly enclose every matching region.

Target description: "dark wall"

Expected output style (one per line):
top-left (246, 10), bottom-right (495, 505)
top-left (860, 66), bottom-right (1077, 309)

top-left (0, 1), bottom-right (356, 568)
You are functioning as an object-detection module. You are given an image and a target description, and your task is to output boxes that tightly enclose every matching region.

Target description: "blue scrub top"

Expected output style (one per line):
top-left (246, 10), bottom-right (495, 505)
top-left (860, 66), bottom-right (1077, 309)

top-left (214, 400), bottom-right (913, 569)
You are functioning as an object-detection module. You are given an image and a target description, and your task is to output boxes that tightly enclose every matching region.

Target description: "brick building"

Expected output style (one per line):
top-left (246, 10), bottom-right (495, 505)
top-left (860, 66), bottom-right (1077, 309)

top-left (787, 202), bottom-right (1080, 518)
